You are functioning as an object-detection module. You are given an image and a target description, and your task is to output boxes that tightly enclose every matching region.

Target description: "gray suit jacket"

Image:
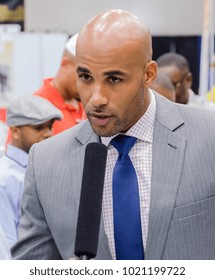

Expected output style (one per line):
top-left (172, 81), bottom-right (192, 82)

top-left (12, 93), bottom-right (215, 259)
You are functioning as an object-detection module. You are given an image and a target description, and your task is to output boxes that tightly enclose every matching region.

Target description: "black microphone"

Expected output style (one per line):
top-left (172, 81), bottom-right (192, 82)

top-left (74, 142), bottom-right (108, 260)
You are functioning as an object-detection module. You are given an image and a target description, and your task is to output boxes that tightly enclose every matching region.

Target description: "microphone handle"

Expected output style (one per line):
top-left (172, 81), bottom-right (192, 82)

top-left (79, 255), bottom-right (90, 260)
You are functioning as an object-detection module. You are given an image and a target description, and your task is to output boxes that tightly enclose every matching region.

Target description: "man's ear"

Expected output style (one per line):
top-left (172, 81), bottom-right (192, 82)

top-left (61, 56), bottom-right (70, 67)
top-left (186, 72), bottom-right (193, 88)
top-left (10, 126), bottom-right (20, 141)
top-left (144, 60), bottom-right (157, 87)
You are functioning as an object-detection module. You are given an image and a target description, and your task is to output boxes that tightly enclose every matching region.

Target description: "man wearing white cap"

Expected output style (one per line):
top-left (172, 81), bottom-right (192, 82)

top-left (0, 95), bottom-right (62, 249)
top-left (35, 33), bottom-right (86, 135)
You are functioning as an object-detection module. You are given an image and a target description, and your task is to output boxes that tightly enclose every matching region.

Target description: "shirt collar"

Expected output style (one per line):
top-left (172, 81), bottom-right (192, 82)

top-left (101, 90), bottom-right (156, 147)
top-left (5, 144), bottom-right (28, 168)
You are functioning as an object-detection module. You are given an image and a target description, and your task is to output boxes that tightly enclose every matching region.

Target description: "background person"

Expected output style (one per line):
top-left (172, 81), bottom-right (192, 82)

top-left (35, 33), bottom-right (86, 135)
top-left (0, 225), bottom-right (11, 260)
top-left (151, 70), bottom-right (176, 102)
top-left (12, 9), bottom-right (215, 260)
top-left (156, 52), bottom-right (194, 104)
top-left (0, 95), bottom-right (62, 248)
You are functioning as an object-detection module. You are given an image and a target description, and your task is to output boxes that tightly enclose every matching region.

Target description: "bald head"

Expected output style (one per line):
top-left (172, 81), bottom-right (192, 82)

top-left (75, 10), bottom-right (157, 136)
top-left (77, 9), bottom-right (152, 62)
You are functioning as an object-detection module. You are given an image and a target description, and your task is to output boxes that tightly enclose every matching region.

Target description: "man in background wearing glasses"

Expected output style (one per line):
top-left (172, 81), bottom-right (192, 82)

top-left (156, 52), bottom-right (196, 105)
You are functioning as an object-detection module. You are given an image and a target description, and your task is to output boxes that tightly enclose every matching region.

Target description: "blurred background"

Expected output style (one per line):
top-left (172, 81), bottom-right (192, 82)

top-left (0, 0), bottom-right (215, 152)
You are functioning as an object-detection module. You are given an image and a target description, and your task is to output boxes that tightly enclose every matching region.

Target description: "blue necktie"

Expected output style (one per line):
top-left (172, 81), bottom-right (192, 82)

top-left (111, 135), bottom-right (144, 260)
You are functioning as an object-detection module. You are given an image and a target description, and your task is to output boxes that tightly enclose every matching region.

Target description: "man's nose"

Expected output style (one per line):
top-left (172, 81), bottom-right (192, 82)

top-left (42, 128), bottom-right (53, 140)
top-left (90, 84), bottom-right (108, 107)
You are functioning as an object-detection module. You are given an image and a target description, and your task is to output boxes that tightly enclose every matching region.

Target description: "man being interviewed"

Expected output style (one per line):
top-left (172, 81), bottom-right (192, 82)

top-left (12, 10), bottom-right (215, 260)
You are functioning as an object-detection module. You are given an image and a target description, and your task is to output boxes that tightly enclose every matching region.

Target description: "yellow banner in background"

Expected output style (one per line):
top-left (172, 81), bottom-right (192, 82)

top-left (0, 4), bottom-right (24, 22)
top-left (207, 86), bottom-right (215, 102)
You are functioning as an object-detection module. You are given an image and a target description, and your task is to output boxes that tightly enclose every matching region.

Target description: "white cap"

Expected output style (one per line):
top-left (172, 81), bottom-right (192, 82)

top-left (65, 33), bottom-right (79, 56)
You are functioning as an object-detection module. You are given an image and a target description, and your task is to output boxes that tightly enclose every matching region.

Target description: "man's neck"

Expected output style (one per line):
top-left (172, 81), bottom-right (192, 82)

top-left (51, 79), bottom-right (79, 110)
top-left (65, 98), bottom-right (79, 110)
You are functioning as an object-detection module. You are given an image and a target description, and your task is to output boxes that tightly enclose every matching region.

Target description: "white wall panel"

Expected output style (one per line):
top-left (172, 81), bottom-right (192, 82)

top-left (40, 33), bottom-right (67, 78)
top-left (12, 33), bottom-right (67, 97)
top-left (25, 0), bottom-right (208, 35)
top-left (13, 33), bottom-right (41, 96)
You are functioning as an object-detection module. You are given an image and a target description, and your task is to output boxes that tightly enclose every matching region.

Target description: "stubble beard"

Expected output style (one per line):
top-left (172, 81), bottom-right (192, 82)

top-left (88, 86), bottom-right (146, 137)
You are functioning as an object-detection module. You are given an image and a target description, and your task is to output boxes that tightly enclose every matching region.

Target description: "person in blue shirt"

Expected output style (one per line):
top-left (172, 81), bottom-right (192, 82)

top-left (0, 225), bottom-right (11, 259)
top-left (0, 95), bottom-right (62, 248)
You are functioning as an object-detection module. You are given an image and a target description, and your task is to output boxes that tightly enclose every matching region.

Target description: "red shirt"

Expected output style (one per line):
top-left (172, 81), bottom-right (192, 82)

top-left (0, 107), bottom-right (6, 123)
top-left (34, 78), bottom-right (86, 135)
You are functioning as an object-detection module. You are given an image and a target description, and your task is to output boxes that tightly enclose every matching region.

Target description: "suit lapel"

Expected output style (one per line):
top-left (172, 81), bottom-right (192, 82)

top-left (145, 94), bottom-right (187, 259)
top-left (97, 217), bottom-right (113, 259)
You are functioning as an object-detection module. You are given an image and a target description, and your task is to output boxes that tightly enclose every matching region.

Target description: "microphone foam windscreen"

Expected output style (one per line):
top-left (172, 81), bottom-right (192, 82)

top-left (74, 142), bottom-right (108, 259)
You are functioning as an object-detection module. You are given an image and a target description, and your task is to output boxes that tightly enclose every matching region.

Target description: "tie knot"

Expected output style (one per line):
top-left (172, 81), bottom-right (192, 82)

top-left (111, 135), bottom-right (137, 155)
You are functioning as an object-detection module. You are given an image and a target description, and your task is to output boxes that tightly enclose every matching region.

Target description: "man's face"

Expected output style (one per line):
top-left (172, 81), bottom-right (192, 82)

top-left (158, 65), bottom-right (191, 104)
top-left (13, 120), bottom-right (54, 153)
top-left (65, 58), bottom-right (80, 101)
top-left (76, 41), bottom-right (153, 137)
top-left (151, 83), bottom-right (176, 102)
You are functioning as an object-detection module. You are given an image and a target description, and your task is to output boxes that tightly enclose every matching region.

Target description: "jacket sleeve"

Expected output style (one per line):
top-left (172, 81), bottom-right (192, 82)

top-left (11, 144), bottom-right (62, 260)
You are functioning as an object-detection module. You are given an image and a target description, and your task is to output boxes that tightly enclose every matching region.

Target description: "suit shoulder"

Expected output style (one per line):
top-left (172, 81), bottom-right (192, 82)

top-left (176, 103), bottom-right (215, 124)
top-left (31, 120), bottom-right (92, 153)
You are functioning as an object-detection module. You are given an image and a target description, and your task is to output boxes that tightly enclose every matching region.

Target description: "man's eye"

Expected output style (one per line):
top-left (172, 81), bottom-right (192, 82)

top-left (79, 74), bottom-right (92, 82)
top-left (108, 76), bottom-right (121, 84)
